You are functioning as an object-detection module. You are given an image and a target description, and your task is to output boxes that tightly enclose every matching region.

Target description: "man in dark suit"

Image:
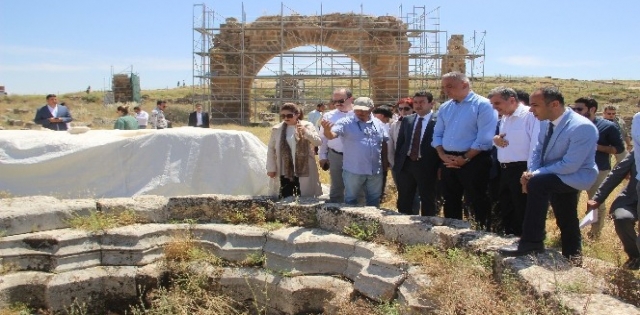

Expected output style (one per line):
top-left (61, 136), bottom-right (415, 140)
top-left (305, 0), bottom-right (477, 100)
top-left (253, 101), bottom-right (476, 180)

top-left (188, 103), bottom-right (210, 128)
top-left (393, 91), bottom-right (440, 216)
top-left (34, 94), bottom-right (73, 131)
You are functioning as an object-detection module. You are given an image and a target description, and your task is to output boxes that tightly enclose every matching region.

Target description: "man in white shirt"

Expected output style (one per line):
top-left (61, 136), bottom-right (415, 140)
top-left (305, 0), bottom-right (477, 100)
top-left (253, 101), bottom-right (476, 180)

top-left (490, 86), bottom-right (539, 236)
top-left (319, 88), bottom-right (355, 203)
top-left (307, 103), bottom-right (326, 130)
top-left (133, 106), bottom-right (149, 129)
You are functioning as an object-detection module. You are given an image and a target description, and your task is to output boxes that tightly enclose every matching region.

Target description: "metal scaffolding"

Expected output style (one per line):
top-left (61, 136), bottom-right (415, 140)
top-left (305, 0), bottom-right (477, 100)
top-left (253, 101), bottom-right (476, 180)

top-left (192, 2), bottom-right (485, 124)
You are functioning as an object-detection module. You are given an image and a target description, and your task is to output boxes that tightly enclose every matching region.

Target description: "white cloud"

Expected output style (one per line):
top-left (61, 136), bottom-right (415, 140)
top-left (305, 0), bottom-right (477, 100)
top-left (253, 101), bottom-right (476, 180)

top-left (501, 55), bottom-right (602, 68)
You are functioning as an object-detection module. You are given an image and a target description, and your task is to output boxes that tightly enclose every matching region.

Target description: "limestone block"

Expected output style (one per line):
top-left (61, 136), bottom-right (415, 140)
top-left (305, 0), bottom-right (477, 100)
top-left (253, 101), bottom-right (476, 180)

top-left (0, 271), bottom-right (52, 309)
top-left (264, 227), bottom-right (356, 275)
top-left (397, 266), bottom-right (436, 315)
top-left (193, 223), bottom-right (267, 262)
top-left (270, 197), bottom-right (321, 227)
top-left (316, 204), bottom-right (386, 236)
top-left (0, 196), bottom-right (94, 236)
top-left (217, 267), bottom-right (280, 310)
top-left (135, 262), bottom-right (164, 295)
top-left (45, 266), bottom-right (137, 313)
top-left (96, 195), bottom-right (169, 223)
top-left (275, 276), bottom-right (354, 315)
top-left (349, 242), bottom-right (408, 302)
top-left (559, 293), bottom-right (640, 315)
top-left (165, 195), bottom-right (275, 223)
top-left (378, 214), bottom-right (440, 245)
top-left (101, 224), bottom-right (182, 265)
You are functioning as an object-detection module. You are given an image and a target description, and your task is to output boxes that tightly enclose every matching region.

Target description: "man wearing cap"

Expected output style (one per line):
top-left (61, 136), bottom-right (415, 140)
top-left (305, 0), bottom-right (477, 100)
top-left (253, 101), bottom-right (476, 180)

top-left (319, 88), bottom-right (355, 203)
top-left (394, 91), bottom-right (440, 216)
top-left (150, 100), bottom-right (170, 129)
top-left (432, 72), bottom-right (498, 227)
top-left (321, 97), bottom-right (388, 207)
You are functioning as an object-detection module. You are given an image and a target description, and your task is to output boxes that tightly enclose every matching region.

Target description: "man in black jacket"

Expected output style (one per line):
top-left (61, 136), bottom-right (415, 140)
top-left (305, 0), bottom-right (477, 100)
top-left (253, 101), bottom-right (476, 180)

top-left (188, 103), bottom-right (210, 128)
top-left (393, 91), bottom-right (440, 216)
top-left (588, 151), bottom-right (640, 269)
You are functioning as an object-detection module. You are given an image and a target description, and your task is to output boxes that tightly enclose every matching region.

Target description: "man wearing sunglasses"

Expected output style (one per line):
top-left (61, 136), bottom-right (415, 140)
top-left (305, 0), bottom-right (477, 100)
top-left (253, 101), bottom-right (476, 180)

top-left (319, 88), bottom-right (355, 203)
top-left (321, 97), bottom-right (388, 207)
top-left (573, 97), bottom-right (625, 240)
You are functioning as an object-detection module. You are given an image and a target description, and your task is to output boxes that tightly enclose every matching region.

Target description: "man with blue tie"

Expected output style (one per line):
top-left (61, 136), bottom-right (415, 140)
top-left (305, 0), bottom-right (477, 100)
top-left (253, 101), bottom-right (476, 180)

top-left (34, 94), bottom-right (73, 131)
top-left (499, 87), bottom-right (598, 266)
top-left (432, 72), bottom-right (498, 226)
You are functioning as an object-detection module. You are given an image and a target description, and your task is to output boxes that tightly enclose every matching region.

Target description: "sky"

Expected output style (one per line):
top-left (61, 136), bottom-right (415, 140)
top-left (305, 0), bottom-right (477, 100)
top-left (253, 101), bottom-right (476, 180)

top-left (1, 0), bottom-right (638, 94)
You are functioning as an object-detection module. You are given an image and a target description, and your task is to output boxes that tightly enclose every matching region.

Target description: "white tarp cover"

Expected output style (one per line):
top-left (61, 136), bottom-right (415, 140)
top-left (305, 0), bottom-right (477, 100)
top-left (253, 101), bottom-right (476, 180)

top-left (0, 128), bottom-right (270, 198)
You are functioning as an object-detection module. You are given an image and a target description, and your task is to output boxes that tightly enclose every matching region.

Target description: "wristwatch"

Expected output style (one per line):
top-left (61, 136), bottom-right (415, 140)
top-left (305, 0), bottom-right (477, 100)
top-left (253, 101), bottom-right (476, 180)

top-left (462, 154), bottom-right (471, 163)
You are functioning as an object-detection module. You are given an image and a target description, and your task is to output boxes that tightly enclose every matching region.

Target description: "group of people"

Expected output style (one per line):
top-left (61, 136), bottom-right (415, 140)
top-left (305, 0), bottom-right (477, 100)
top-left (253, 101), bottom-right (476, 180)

top-left (265, 71), bottom-right (639, 269)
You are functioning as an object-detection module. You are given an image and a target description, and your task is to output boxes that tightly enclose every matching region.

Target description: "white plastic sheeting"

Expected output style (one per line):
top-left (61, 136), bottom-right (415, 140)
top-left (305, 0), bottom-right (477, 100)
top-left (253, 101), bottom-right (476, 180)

top-left (0, 128), bottom-right (270, 198)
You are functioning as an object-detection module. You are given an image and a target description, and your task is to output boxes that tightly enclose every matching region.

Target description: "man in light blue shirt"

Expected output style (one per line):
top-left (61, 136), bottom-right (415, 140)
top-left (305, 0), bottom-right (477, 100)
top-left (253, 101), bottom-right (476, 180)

top-left (432, 72), bottom-right (498, 226)
top-left (321, 97), bottom-right (388, 207)
top-left (307, 103), bottom-right (326, 130)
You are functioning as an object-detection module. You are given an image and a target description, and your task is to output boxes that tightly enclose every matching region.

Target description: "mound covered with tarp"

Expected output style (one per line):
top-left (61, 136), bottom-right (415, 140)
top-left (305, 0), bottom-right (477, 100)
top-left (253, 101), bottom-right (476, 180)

top-left (0, 128), bottom-right (270, 198)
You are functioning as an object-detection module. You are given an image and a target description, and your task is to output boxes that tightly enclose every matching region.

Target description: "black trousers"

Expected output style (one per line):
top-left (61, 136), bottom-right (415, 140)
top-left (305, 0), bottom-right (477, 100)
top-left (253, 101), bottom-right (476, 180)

top-left (279, 176), bottom-right (300, 198)
top-left (396, 160), bottom-right (438, 216)
top-left (521, 173), bottom-right (581, 258)
top-left (498, 162), bottom-right (528, 236)
top-left (440, 151), bottom-right (491, 226)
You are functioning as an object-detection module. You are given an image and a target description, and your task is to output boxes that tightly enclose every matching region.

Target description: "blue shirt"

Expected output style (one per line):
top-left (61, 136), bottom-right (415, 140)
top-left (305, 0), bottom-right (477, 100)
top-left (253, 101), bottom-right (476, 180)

top-left (593, 117), bottom-right (624, 171)
top-left (332, 116), bottom-right (389, 175)
top-left (431, 91), bottom-right (497, 152)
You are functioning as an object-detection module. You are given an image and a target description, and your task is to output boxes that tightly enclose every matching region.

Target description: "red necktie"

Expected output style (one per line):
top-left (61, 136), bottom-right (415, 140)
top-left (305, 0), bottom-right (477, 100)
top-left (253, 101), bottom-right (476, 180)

top-left (409, 117), bottom-right (423, 161)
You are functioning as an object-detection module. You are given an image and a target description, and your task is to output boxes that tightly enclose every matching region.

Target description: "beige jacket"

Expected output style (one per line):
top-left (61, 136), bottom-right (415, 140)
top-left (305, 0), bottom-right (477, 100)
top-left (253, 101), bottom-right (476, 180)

top-left (267, 120), bottom-right (323, 197)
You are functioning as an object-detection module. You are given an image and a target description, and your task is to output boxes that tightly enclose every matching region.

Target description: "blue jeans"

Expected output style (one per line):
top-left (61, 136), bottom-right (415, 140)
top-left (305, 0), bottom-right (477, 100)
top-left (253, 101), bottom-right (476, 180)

top-left (343, 170), bottom-right (383, 207)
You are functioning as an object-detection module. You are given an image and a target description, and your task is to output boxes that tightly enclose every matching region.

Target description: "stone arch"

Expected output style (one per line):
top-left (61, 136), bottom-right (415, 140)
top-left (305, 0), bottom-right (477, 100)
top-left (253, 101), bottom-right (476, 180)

top-left (210, 14), bottom-right (410, 124)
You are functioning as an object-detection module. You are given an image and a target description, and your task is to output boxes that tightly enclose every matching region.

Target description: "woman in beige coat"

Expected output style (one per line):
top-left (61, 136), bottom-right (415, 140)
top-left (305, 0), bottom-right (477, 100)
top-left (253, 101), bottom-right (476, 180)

top-left (267, 103), bottom-right (323, 198)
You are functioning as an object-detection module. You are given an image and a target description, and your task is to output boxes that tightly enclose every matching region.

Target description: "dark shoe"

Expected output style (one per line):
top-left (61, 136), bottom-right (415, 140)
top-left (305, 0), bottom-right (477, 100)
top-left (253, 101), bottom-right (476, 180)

top-left (498, 244), bottom-right (544, 257)
top-left (567, 255), bottom-right (583, 268)
top-left (623, 257), bottom-right (640, 270)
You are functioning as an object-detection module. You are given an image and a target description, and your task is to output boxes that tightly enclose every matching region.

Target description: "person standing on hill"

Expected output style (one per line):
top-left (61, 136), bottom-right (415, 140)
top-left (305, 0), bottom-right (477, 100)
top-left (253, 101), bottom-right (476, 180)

top-left (188, 103), bottom-right (210, 128)
top-left (150, 100), bottom-right (170, 129)
top-left (133, 106), bottom-right (149, 129)
top-left (34, 94), bottom-right (73, 131)
top-left (113, 105), bottom-right (139, 130)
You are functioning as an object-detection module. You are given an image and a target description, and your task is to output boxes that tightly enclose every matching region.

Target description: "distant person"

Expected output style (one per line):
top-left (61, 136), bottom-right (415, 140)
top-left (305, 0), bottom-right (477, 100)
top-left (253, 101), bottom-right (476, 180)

top-left (266, 103), bottom-right (322, 198)
top-left (177, 81), bottom-right (180, 87)
top-left (603, 104), bottom-right (631, 164)
top-left (113, 105), bottom-right (139, 130)
top-left (133, 106), bottom-right (149, 129)
top-left (182, 80), bottom-right (186, 87)
top-left (149, 100), bottom-right (170, 129)
top-left (188, 103), bottom-right (210, 128)
top-left (34, 94), bottom-right (73, 131)
top-left (573, 97), bottom-right (624, 239)
top-left (307, 103), bottom-right (326, 130)
top-left (321, 97), bottom-right (388, 207)
top-left (86, 85), bottom-right (91, 94)
top-left (515, 89), bottom-right (530, 105)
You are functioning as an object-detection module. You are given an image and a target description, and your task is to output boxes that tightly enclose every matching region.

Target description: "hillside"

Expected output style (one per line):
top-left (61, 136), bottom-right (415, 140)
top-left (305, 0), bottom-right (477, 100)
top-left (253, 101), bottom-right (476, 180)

top-left (1, 76), bottom-right (639, 131)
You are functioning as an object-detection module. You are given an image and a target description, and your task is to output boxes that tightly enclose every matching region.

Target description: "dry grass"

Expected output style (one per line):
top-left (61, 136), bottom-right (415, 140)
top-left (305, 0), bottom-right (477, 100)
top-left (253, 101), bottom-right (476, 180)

top-left (66, 210), bottom-right (144, 233)
top-left (403, 245), bottom-right (571, 315)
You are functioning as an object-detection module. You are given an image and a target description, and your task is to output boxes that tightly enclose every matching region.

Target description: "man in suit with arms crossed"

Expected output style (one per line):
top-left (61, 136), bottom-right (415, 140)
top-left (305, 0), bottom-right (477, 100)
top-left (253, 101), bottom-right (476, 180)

top-left (34, 94), bottom-right (73, 131)
top-left (394, 91), bottom-right (440, 216)
top-left (499, 87), bottom-right (598, 265)
top-left (188, 103), bottom-right (210, 128)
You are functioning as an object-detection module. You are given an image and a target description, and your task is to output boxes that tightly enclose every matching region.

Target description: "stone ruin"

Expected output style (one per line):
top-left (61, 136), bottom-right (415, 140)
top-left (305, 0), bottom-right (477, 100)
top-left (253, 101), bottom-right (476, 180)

top-left (1, 195), bottom-right (639, 314)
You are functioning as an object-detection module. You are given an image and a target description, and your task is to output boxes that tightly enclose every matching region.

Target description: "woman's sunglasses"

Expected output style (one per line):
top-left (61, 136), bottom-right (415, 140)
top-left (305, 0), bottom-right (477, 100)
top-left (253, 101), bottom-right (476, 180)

top-left (280, 113), bottom-right (295, 119)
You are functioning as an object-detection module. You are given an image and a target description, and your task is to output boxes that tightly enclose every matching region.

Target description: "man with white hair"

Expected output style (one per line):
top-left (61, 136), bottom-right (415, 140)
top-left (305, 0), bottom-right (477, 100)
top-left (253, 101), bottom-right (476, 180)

top-left (321, 97), bottom-right (388, 207)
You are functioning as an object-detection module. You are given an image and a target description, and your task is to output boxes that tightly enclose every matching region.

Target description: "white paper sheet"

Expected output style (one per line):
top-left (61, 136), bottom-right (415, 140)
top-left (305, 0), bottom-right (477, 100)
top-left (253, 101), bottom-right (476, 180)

top-left (579, 209), bottom-right (599, 229)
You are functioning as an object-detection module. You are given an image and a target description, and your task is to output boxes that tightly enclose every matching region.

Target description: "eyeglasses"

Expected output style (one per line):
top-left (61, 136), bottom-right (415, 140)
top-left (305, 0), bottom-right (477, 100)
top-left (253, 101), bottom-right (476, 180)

top-left (332, 99), bottom-right (346, 104)
top-left (572, 107), bottom-right (586, 112)
top-left (398, 107), bottom-right (412, 111)
top-left (280, 113), bottom-right (295, 119)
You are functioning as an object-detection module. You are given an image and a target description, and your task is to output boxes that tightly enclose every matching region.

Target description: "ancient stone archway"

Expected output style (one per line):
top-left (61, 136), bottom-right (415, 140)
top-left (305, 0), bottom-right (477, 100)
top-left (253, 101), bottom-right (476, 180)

top-left (209, 14), bottom-right (410, 124)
